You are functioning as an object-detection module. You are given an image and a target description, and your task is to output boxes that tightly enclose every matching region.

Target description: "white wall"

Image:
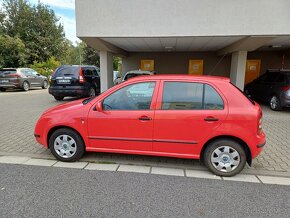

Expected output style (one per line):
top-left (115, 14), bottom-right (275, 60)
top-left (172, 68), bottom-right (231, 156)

top-left (76, 0), bottom-right (290, 37)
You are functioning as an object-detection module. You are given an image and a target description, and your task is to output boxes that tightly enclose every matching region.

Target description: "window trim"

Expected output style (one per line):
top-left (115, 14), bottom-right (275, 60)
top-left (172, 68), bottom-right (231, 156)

top-left (102, 81), bottom-right (158, 111)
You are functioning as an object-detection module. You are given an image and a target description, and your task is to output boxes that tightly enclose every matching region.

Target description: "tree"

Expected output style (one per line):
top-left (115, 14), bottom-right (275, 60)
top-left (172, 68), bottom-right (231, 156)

top-left (83, 44), bottom-right (99, 66)
top-left (1, 0), bottom-right (68, 64)
top-left (0, 35), bottom-right (27, 68)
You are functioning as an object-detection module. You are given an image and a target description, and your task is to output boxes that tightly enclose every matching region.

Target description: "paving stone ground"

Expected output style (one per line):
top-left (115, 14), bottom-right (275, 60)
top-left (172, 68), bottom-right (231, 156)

top-left (0, 88), bottom-right (289, 176)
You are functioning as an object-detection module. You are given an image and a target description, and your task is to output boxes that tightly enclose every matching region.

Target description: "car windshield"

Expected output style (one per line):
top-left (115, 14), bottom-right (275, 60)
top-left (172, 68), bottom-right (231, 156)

top-left (53, 66), bottom-right (79, 77)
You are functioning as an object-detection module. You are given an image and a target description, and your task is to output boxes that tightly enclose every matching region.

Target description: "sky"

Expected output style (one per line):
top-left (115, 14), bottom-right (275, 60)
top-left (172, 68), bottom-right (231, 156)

top-left (1, 0), bottom-right (79, 44)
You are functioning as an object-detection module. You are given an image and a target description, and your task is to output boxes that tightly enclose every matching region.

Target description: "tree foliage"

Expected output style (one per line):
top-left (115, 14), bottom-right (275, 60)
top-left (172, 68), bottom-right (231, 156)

top-left (0, 35), bottom-right (27, 68)
top-left (29, 57), bottom-right (61, 77)
top-left (0, 0), bottom-right (67, 66)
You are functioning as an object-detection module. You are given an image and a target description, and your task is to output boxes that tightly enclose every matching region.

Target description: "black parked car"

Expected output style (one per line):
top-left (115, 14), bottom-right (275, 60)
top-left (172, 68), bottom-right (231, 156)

top-left (49, 65), bottom-right (100, 100)
top-left (245, 69), bottom-right (290, 111)
top-left (0, 68), bottom-right (48, 92)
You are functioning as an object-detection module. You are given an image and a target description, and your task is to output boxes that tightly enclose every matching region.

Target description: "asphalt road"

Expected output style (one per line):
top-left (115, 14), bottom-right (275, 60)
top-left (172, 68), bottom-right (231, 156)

top-left (0, 164), bottom-right (289, 218)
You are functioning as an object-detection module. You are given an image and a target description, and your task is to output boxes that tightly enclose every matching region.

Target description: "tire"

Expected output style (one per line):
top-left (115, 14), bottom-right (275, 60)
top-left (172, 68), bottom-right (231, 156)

top-left (244, 88), bottom-right (251, 98)
top-left (0, 88), bottom-right (6, 92)
top-left (270, 95), bottom-right (282, 111)
top-left (54, 96), bottom-right (64, 101)
top-left (88, 87), bottom-right (96, 97)
top-left (203, 139), bottom-right (247, 177)
top-left (42, 80), bottom-right (48, 89)
top-left (22, 81), bottom-right (30, 91)
top-left (49, 128), bottom-right (85, 162)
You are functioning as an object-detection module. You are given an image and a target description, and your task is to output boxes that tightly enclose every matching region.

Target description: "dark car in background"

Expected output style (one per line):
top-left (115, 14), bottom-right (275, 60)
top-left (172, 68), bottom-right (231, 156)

top-left (0, 68), bottom-right (48, 92)
top-left (245, 69), bottom-right (290, 111)
top-left (49, 65), bottom-right (100, 101)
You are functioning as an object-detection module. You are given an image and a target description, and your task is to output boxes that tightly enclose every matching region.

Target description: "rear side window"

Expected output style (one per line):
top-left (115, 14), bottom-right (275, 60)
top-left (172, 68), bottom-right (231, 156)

top-left (0, 69), bottom-right (16, 75)
top-left (53, 66), bottom-right (79, 77)
top-left (162, 82), bottom-right (224, 110)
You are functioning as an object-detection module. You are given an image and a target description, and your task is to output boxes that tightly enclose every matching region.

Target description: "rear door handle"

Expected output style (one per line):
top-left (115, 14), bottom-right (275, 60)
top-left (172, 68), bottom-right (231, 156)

top-left (139, 116), bottom-right (152, 121)
top-left (204, 117), bottom-right (219, 122)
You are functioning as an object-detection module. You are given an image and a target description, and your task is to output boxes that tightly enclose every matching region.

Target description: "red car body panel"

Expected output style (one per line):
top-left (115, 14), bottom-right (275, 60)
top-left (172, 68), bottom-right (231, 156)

top-left (35, 75), bottom-right (265, 161)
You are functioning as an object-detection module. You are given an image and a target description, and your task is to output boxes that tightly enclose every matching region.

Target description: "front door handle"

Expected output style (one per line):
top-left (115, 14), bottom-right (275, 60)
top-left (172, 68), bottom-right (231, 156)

top-left (204, 117), bottom-right (219, 122)
top-left (139, 116), bottom-right (152, 121)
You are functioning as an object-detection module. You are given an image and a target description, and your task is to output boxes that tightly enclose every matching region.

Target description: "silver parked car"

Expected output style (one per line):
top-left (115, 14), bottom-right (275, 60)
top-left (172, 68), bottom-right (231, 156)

top-left (114, 70), bottom-right (154, 85)
top-left (0, 68), bottom-right (48, 92)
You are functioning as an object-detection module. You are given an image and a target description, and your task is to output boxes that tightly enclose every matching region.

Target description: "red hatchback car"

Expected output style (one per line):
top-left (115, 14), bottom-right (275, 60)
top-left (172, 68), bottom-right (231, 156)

top-left (35, 75), bottom-right (266, 176)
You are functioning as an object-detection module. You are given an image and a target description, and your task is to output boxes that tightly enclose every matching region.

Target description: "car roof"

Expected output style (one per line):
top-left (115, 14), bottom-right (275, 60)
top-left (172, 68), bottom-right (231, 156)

top-left (125, 70), bottom-right (153, 75)
top-left (127, 74), bottom-right (230, 82)
top-left (267, 69), bottom-right (290, 74)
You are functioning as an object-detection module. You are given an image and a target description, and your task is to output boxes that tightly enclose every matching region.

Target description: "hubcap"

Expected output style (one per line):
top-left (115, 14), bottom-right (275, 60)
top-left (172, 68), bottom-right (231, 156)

top-left (270, 97), bottom-right (278, 109)
top-left (211, 146), bottom-right (240, 172)
top-left (54, 135), bottom-right (77, 158)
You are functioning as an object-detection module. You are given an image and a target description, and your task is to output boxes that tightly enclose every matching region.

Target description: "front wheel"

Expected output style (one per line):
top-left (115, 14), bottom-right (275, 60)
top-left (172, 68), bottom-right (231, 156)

top-left (0, 88), bottom-right (6, 92)
top-left (49, 128), bottom-right (85, 162)
top-left (270, 95), bottom-right (282, 111)
top-left (203, 139), bottom-right (246, 177)
top-left (42, 80), bottom-right (48, 89)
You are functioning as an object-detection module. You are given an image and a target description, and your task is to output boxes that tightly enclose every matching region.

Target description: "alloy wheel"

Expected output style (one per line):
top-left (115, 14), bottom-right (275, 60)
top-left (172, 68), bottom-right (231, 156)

top-left (270, 96), bottom-right (278, 110)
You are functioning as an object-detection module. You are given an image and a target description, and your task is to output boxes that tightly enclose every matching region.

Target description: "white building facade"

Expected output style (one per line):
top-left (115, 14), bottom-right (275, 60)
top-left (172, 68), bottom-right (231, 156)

top-left (76, 0), bottom-right (290, 91)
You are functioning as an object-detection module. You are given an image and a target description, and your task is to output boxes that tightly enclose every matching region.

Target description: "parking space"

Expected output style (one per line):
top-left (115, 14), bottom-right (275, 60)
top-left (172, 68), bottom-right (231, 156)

top-left (0, 89), bottom-right (289, 176)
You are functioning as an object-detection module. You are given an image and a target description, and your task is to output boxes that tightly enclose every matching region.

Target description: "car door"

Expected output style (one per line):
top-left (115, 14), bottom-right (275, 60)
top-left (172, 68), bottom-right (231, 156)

top-left (30, 69), bottom-right (43, 86)
top-left (153, 80), bottom-right (228, 157)
top-left (21, 69), bottom-right (35, 85)
top-left (91, 67), bottom-right (100, 94)
top-left (252, 72), bottom-right (279, 102)
top-left (87, 80), bottom-right (159, 152)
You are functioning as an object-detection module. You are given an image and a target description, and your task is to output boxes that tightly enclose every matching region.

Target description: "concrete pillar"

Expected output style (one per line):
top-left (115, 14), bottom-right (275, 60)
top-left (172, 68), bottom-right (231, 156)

top-left (100, 51), bottom-right (114, 92)
top-left (230, 51), bottom-right (247, 91)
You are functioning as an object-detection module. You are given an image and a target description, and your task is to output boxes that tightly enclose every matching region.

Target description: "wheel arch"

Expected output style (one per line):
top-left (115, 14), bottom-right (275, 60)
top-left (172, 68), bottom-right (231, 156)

top-left (47, 125), bottom-right (85, 148)
top-left (200, 135), bottom-right (252, 166)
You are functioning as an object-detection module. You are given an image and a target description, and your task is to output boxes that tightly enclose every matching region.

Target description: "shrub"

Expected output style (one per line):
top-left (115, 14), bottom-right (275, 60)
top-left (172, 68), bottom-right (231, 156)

top-left (29, 57), bottom-right (61, 77)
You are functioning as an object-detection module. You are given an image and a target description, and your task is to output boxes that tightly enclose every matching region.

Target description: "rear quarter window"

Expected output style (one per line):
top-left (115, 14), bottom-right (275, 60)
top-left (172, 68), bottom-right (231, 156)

top-left (0, 69), bottom-right (16, 75)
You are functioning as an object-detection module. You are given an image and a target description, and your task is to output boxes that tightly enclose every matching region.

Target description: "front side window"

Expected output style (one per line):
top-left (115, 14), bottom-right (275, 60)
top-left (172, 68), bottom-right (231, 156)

top-left (162, 82), bottom-right (224, 110)
top-left (103, 82), bottom-right (156, 110)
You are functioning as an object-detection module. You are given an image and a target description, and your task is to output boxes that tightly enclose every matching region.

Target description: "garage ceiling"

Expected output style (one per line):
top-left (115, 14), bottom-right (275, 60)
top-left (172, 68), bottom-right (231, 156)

top-left (100, 36), bottom-right (290, 52)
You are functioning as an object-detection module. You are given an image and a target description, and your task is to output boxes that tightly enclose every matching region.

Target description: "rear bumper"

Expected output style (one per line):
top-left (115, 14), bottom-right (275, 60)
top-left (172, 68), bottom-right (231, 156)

top-left (251, 131), bottom-right (266, 159)
top-left (0, 83), bottom-right (21, 89)
top-left (49, 86), bottom-right (88, 97)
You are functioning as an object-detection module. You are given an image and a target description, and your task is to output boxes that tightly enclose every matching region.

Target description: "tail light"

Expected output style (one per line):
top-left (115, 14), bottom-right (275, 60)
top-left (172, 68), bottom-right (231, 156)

top-left (282, 86), bottom-right (290, 92)
top-left (79, 68), bottom-right (84, 83)
top-left (9, 73), bottom-right (21, 82)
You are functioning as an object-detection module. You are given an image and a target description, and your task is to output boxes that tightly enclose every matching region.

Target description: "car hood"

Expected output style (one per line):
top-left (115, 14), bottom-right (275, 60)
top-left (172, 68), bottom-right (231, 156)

top-left (42, 99), bottom-right (87, 116)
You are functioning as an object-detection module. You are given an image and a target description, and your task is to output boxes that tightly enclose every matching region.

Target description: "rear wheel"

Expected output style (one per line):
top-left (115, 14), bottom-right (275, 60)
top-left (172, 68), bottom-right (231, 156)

top-left (204, 139), bottom-right (247, 177)
top-left (0, 88), bottom-right (6, 92)
top-left (49, 128), bottom-right (85, 162)
top-left (22, 81), bottom-right (30, 91)
top-left (270, 95), bottom-right (282, 111)
top-left (88, 87), bottom-right (96, 97)
top-left (42, 80), bottom-right (48, 89)
top-left (54, 95), bottom-right (64, 101)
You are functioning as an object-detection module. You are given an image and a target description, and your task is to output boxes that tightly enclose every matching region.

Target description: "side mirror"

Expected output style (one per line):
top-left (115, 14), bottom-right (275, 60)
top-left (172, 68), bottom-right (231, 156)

top-left (36, 73), bottom-right (40, 76)
top-left (95, 101), bottom-right (103, 112)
